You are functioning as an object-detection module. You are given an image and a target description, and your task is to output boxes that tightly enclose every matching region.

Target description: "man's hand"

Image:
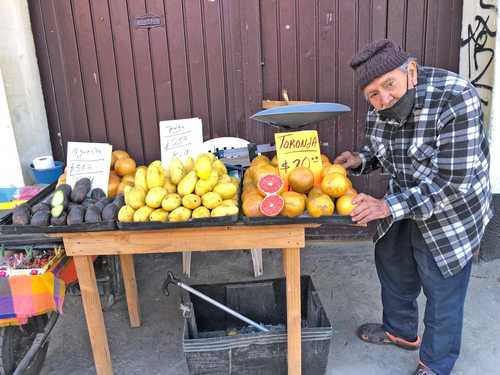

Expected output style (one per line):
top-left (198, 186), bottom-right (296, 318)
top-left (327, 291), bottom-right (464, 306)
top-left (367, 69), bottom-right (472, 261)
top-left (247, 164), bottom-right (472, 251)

top-left (350, 193), bottom-right (391, 225)
top-left (334, 151), bottom-right (362, 169)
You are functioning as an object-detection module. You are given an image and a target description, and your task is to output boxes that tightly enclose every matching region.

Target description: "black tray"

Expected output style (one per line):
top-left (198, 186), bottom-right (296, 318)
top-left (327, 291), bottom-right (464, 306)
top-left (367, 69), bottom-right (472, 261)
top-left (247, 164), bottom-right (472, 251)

top-left (241, 213), bottom-right (356, 226)
top-left (117, 213), bottom-right (239, 231)
top-left (0, 182), bottom-right (118, 234)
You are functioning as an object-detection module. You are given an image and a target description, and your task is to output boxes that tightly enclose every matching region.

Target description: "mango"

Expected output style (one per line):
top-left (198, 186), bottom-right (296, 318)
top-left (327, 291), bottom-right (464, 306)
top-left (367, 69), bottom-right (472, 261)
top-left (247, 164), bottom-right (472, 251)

top-left (127, 187), bottom-right (147, 210)
top-left (195, 155), bottom-right (212, 180)
top-left (212, 159), bottom-right (227, 176)
top-left (163, 178), bottom-right (177, 194)
top-left (145, 187), bottom-right (167, 208)
top-left (147, 161), bottom-right (165, 189)
top-left (118, 205), bottom-right (135, 222)
top-left (222, 199), bottom-right (238, 207)
top-left (195, 179), bottom-right (212, 196)
top-left (134, 166), bottom-right (148, 191)
top-left (192, 206), bottom-right (210, 219)
top-left (211, 205), bottom-right (238, 217)
top-left (206, 170), bottom-right (219, 190)
top-left (182, 194), bottom-right (202, 210)
top-left (150, 208), bottom-right (169, 222)
top-left (169, 206), bottom-right (191, 222)
top-left (162, 193), bottom-right (182, 212)
top-left (202, 191), bottom-right (223, 209)
top-left (184, 156), bottom-right (195, 172)
top-left (213, 183), bottom-right (237, 200)
top-left (218, 174), bottom-right (232, 184)
top-left (133, 206), bottom-right (154, 222)
top-left (177, 171), bottom-right (198, 196)
top-left (169, 157), bottom-right (186, 185)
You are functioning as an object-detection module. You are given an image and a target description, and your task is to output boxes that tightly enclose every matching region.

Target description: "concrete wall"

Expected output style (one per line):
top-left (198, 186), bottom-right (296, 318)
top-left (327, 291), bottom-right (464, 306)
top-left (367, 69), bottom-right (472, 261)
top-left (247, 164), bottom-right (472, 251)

top-left (0, 0), bottom-right (52, 186)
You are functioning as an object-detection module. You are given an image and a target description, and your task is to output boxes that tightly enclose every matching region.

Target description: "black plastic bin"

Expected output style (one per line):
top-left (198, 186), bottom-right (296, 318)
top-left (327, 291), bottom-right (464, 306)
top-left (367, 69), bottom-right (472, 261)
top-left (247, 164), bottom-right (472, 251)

top-left (181, 276), bottom-right (332, 375)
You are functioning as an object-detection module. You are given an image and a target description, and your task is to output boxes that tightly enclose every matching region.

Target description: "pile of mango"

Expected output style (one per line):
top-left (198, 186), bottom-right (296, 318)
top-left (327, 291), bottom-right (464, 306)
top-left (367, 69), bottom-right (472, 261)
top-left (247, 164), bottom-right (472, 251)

top-left (118, 153), bottom-right (240, 223)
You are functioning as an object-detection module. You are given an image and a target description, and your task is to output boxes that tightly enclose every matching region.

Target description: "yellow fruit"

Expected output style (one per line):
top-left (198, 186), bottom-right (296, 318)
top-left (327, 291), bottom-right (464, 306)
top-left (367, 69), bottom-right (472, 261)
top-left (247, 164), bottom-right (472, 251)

top-left (177, 171), bottom-right (198, 196)
top-left (111, 150), bottom-right (130, 169)
top-left (321, 173), bottom-right (352, 198)
top-left (202, 192), bottom-right (223, 209)
top-left (117, 180), bottom-right (134, 195)
top-left (169, 206), bottom-right (191, 222)
top-left (222, 199), bottom-right (238, 207)
top-left (308, 187), bottom-right (323, 199)
top-left (344, 187), bottom-right (358, 196)
top-left (182, 194), bottom-right (202, 210)
top-left (145, 187), bottom-right (167, 208)
top-left (118, 205), bottom-right (135, 222)
top-left (212, 159), bottom-right (227, 176)
top-left (250, 154), bottom-right (270, 167)
top-left (307, 194), bottom-right (334, 217)
top-left (213, 183), bottom-right (237, 200)
top-left (321, 163), bottom-right (347, 178)
top-left (195, 155), bottom-right (213, 180)
top-left (147, 161), bottom-right (165, 189)
top-left (122, 174), bottom-right (135, 185)
top-left (184, 156), bottom-right (195, 172)
top-left (108, 173), bottom-right (121, 198)
top-left (161, 193), bottom-right (182, 212)
top-left (192, 206), bottom-right (210, 219)
top-left (149, 208), bottom-right (169, 222)
top-left (242, 193), bottom-right (264, 217)
top-left (288, 167), bottom-right (314, 193)
top-left (230, 176), bottom-right (240, 187)
top-left (218, 174), bottom-right (232, 184)
top-left (127, 187), bottom-right (147, 210)
top-left (271, 155), bottom-right (278, 167)
top-left (211, 205), bottom-right (238, 217)
top-left (133, 206), bottom-right (154, 222)
top-left (281, 191), bottom-right (306, 218)
top-left (169, 157), bottom-right (186, 185)
top-left (163, 178), bottom-right (177, 194)
top-left (134, 166), bottom-right (148, 191)
top-left (195, 179), bottom-right (212, 196)
top-left (206, 170), bottom-right (219, 189)
top-left (336, 195), bottom-right (357, 216)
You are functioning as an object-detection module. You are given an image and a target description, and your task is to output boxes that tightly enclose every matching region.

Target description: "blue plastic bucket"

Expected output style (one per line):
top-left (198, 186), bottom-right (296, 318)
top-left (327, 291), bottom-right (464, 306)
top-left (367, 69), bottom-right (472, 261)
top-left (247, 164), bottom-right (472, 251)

top-left (30, 160), bottom-right (64, 184)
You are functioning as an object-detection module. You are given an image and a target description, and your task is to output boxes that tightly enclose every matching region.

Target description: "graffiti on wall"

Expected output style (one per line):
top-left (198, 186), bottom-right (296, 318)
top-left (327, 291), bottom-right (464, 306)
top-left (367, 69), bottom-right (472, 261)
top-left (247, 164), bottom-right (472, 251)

top-left (460, 0), bottom-right (497, 123)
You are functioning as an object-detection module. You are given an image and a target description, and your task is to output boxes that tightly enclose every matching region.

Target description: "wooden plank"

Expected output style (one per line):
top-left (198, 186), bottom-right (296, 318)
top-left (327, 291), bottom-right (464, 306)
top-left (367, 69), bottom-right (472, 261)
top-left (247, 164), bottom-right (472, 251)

top-left (72, 256), bottom-right (113, 375)
top-left (203, 0), bottom-right (229, 138)
top-left (128, 0), bottom-right (160, 162)
top-left (283, 247), bottom-right (302, 375)
top-left (371, 0), bottom-right (387, 40)
top-left (448, 0), bottom-right (463, 73)
top-left (241, 0), bottom-right (265, 144)
top-left (59, 225), bottom-right (308, 255)
top-left (108, 0), bottom-right (145, 163)
top-left (52, 0), bottom-right (91, 143)
top-left (72, 0), bottom-right (108, 143)
top-left (146, 0), bottom-right (174, 127)
top-left (405, 0), bottom-right (426, 61)
top-left (184, 0), bottom-right (211, 139)
top-left (119, 254), bottom-right (141, 328)
top-left (317, 0), bottom-right (336, 160)
top-left (386, 0), bottom-right (406, 48)
top-left (298, 0), bottom-right (317, 103)
top-left (90, 0), bottom-right (127, 150)
top-left (164, 0), bottom-right (191, 119)
top-left (260, 0), bottom-right (280, 144)
top-left (28, 0), bottom-right (65, 160)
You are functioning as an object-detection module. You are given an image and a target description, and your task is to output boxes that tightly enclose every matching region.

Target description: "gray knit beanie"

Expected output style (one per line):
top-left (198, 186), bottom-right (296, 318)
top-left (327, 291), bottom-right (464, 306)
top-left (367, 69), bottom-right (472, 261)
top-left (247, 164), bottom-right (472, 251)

top-left (350, 39), bottom-right (410, 88)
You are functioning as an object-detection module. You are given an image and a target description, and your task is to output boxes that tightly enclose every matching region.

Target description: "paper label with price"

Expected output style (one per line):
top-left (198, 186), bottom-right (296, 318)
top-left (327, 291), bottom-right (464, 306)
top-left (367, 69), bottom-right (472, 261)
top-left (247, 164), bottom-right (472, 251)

top-left (160, 118), bottom-right (204, 166)
top-left (66, 142), bottom-right (112, 194)
top-left (274, 130), bottom-right (322, 185)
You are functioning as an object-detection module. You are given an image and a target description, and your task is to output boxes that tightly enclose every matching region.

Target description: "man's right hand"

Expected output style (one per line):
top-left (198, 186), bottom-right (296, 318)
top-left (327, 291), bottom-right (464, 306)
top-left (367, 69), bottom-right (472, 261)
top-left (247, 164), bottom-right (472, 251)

top-left (334, 151), bottom-right (362, 169)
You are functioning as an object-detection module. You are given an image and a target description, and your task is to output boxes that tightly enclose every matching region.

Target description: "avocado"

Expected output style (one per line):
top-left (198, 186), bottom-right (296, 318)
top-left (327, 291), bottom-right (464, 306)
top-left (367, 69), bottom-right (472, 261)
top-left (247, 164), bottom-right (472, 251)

top-left (30, 210), bottom-right (50, 226)
top-left (50, 211), bottom-right (67, 226)
top-left (12, 205), bottom-right (31, 225)
top-left (102, 203), bottom-right (119, 221)
top-left (112, 194), bottom-right (125, 208)
top-left (90, 188), bottom-right (106, 201)
top-left (71, 181), bottom-right (91, 203)
top-left (67, 206), bottom-right (86, 225)
top-left (84, 205), bottom-right (102, 223)
top-left (81, 198), bottom-right (97, 208)
top-left (31, 202), bottom-right (51, 213)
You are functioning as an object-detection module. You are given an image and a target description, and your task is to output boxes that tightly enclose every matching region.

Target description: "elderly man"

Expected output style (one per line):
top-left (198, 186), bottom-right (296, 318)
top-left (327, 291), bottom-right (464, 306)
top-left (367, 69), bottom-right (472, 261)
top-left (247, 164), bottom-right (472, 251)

top-left (335, 39), bottom-right (492, 375)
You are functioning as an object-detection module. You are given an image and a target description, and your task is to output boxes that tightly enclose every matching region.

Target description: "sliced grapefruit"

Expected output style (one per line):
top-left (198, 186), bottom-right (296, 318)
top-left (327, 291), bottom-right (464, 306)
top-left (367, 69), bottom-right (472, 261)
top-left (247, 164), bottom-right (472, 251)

top-left (259, 194), bottom-right (285, 217)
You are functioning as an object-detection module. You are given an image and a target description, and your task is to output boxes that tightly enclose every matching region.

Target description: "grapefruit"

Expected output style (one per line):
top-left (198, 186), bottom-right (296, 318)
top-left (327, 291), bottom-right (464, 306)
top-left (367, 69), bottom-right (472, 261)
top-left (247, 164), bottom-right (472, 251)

top-left (250, 154), bottom-right (271, 167)
top-left (306, 194), bottom-right (334, 217)
top-left (260, 194), bottom-right (284, 217)
top-left (321, 173), bottom-right (352, 198)
top-left (242, 193), bottom-right (264, 217)
top-left (281, 191), bottom-right (306, 218)
top-left (258, 174), bottom-right (285, 195)
top-left (344, 186), bottom-right (358, 196)
top-left (288, 167), bottom-right (314, 193)
top-left (111, 150), bottom-right (130, 169)
top-left (115, 157), bottom-right (137, 177)
top-left (336, 195), bottom-right (357, 216)
top-left (321, 163), bottom-right (347, 178)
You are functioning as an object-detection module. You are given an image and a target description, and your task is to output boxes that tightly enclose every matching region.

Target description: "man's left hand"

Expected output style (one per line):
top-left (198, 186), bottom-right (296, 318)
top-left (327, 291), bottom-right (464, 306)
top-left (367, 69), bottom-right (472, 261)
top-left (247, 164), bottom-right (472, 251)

top-left (350, 193), bottom-right (391, 225)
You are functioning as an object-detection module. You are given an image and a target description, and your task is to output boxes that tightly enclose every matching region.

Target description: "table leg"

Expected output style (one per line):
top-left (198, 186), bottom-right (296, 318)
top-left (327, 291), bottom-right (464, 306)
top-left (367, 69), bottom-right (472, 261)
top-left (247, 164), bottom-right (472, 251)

top-left (73, 255), bottom-right (113, 375)
top-left (119, 254), bottom-right (141, 327)
top-left (283, 247), bottom-right (301, 375)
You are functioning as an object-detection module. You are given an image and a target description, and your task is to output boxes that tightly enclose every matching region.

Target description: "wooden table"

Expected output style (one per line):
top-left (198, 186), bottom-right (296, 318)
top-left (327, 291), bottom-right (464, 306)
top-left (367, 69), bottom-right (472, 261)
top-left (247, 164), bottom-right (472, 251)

top-left (53, 224), bottom-right (315, 375)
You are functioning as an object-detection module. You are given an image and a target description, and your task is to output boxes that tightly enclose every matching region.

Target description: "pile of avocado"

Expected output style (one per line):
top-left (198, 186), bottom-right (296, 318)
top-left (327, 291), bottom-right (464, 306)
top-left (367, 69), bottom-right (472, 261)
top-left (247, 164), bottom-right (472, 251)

top-left (12, 178), bottom-right (124, 227)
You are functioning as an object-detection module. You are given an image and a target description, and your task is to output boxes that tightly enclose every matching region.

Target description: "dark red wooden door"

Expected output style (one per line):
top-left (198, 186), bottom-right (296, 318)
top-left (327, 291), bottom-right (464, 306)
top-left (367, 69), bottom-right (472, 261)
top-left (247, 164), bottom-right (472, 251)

top-left (30, 0), bottom-right (462, 202)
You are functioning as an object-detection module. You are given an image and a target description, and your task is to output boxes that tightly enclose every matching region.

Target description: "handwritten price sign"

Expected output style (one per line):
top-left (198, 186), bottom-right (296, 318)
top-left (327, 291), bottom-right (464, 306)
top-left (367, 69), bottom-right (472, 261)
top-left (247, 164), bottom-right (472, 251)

top-left (274, 130), bottom-right (322, 185)
top-left (160, 118), bottom-right (203, 165)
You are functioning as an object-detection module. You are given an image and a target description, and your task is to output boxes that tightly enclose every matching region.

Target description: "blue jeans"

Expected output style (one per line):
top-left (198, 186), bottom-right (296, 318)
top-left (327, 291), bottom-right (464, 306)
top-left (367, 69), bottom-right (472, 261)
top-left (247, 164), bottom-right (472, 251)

top-left (374, 219), bottom-right (472, 375)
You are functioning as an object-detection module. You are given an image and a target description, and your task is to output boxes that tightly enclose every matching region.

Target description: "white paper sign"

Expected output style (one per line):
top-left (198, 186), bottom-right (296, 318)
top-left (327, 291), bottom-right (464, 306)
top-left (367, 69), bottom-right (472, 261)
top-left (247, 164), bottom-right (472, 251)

top-left (66, 142), bottom-right (112, 195)
top-left (160, 118), bottom-right (204, 165)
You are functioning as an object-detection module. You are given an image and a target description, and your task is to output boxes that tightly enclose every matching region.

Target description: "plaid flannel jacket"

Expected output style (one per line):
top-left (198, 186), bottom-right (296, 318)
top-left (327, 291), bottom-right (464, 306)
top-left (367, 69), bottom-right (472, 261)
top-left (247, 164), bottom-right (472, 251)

top-left (354, 66), bottom-right (493, 278)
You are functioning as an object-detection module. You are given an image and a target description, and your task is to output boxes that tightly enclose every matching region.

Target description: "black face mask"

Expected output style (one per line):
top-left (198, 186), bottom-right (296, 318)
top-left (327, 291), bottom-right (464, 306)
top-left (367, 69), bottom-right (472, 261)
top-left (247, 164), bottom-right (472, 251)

top-left (378, 72), bottom-right (415, 123)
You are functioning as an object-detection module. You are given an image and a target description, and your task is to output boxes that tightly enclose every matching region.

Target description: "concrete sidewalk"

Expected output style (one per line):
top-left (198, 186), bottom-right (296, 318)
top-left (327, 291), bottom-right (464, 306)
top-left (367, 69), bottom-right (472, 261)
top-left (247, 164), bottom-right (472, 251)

top-left (40, 241), bottom-right (500, 374)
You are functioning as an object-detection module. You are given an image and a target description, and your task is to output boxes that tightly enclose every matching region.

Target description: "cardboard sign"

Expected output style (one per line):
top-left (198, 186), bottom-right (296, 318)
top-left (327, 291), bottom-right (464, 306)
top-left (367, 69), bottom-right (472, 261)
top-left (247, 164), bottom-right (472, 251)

top-left (160, 118), bottom-right (204, 165)
top-left (274, 130), bottom-right (322, 185)
top-left (66, 142), bottom-right (112, 194)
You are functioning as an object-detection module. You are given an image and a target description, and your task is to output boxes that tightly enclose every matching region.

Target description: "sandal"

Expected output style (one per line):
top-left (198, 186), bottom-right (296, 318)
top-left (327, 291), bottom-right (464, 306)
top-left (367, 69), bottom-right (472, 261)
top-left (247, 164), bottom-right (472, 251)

top-left (357, 323), bottom-right (421, 351)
